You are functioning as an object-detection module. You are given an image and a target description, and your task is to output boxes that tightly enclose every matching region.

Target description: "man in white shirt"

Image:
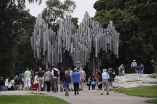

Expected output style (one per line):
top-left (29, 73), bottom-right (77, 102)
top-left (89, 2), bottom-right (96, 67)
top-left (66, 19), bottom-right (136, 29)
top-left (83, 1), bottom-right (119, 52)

top-left (52, 67), bottom-right (59, 92)
top-left (131, 60), bottom-right (137, 73)
top-left (24, 68), bottom-right (31, 90)
top-left (101, 69), bottom-right (110, 95)
top-left (5, 78), bottom-right (9, 90)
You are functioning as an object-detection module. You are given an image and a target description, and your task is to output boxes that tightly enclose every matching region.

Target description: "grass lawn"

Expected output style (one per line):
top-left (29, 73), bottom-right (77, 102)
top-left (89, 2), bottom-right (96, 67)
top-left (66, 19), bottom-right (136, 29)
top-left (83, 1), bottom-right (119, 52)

top-left (147, 99), bottom-right (157, 104)
top-left (113, 85), bottom-right (157, 97)
top-left (113, 85), bottom-right (157, 104)
top-left (0, 95), bottom-right (69, 104)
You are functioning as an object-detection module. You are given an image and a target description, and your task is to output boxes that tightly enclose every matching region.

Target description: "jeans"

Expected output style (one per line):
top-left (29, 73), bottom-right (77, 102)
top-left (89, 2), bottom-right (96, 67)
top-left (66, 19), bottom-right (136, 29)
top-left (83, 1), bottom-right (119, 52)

top-left (45, 81), bottom-right (51, 92)
top-left (73, 82), bottom-right (79, 95)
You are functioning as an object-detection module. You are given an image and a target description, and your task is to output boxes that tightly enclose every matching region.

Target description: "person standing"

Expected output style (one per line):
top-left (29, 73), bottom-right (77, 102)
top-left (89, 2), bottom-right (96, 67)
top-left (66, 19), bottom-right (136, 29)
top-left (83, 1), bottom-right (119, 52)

top-left (139, 63), bottom-right (144, 75)
top-left (19, 73), bottom-right (24, 90)
top-left (97, 71), bottom-right (102, 90)
top-left (80, 67), bottom-right (86, 90)
top-left (131, 60), bottom-right (137, 73)
top-left (51, 67), bottom-right (54, 91)
top-left (69, 69), bottom-right (73, 91)
top-left (91, 76), bottom-right (96, 90)
top-left (8, 77), bottom-right (15, 90)
top-left (24, 68), bottom-right (31, 90)
top-left (0, 77), bottom-right (4, 91)
top-left (5, 78), bottom-right (9, 90)
top-left (38, 67), bottom-right (44, 91)
top-left (137, 63), bottom-right (144, 80)
top-left (32, 72), bottom-right (39, 91)
top-left (118, 64), bottom-right (125, 76)
top-left (64, 69), bottom-right (71, 96)
top-left (60, 68), bottom-right (65, 92)
top-left (101, 69), bottom-right (110, 95)
top-left (108, 67), bottom-right (116, 88)
top-left (72, 68), bottom-right (80, 95)
top-left (87, 77), bottom-right (91, 90)
top-left (44, 69), bottom-right (52, 92)
top-left (53, 67), bottom-right (59, 92)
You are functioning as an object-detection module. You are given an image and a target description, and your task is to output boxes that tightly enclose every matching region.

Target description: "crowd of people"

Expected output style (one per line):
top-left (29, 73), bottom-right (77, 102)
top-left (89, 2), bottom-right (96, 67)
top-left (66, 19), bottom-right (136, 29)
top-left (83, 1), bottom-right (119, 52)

top-left (0, 66), bottom-right (86, 95)
top-left (0, 60), bottom-right (144, 95)
top-left (86, 67), bottom-right (116, 95)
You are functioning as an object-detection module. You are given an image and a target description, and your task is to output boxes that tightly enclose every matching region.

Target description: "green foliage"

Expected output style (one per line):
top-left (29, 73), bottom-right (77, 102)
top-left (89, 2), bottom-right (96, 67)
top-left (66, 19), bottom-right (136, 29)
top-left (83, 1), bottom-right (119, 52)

top-left (42, 0), bottom-right (75, 25)
top-left (150, 73), bottom-right (157, 79)
top-left (0, 96), bottom-right (69, 104)
top-left (0, 0), bottom-right (35, 76)
top-left (14, 11), bottom-right (36, 73)
top-left (94, 0), bottom-right (157, 72)
top-left (114, 86), bottom-right (157, 104)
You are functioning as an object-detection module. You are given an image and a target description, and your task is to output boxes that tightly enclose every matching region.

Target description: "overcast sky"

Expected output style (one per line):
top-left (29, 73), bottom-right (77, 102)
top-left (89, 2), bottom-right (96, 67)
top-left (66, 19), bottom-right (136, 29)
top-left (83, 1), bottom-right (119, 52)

top-left (25, 0), bottom-right (97, 22)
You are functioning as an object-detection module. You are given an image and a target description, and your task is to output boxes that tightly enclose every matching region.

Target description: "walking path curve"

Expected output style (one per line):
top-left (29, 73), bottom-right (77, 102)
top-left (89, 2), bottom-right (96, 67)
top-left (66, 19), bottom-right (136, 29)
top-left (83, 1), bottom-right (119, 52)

top-left (48, 88), bottom-right (150, 104)
top-left (0, 89), bottom-right (151, 104)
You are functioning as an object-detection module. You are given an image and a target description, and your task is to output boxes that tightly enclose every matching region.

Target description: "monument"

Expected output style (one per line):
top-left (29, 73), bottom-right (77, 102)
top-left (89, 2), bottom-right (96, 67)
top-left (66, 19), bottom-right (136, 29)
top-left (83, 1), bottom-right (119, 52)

top-left (31, 12), bottom-right (120, 70)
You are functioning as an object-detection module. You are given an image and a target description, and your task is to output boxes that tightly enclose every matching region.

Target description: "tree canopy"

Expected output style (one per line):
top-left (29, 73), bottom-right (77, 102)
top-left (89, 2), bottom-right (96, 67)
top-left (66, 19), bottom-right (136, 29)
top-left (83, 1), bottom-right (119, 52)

top-left (0, 0), bottom-right (35, 76)
top-left (42, 0), bottom-right (76, 26)
top-left (0, 0), bottom-right (76, 76)
top-left (94, 0), bottom-right (157, 73)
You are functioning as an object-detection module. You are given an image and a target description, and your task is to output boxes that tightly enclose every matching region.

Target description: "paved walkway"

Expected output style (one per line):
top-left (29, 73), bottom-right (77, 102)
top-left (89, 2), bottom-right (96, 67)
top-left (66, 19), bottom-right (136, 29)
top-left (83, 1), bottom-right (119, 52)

top-left (113, 74), bottom-right (157, 88)
top-left (49, 88), bottom-right (150, 104)
top-left (0, 90), bottom-right (150, 104)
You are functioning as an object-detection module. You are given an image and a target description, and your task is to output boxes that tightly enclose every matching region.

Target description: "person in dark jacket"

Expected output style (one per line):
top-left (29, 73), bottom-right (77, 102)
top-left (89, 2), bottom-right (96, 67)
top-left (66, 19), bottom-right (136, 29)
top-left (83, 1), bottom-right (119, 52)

top-left (0, 77), bottom-right (4, 91)
top-left (91, 76), bottom-right (96, 90)
top-left (108, 67), bottom-right (116, 88)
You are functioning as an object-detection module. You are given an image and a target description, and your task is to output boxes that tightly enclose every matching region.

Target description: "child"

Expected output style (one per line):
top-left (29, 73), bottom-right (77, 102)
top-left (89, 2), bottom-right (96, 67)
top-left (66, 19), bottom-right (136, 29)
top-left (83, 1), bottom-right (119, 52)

top-left (32, 72), bottom-right (39, 91)
top-left (91, 77), bottom-right (96, 90)
top-left (87, 77), bottom-right (91, 90)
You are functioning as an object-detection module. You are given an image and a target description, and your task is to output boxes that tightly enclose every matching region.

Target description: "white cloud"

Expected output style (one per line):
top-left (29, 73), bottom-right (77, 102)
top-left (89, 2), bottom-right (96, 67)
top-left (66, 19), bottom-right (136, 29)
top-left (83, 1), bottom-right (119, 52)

top-left (72, 0), bottom-right (96, 22)
top-left (25, 0), bottom-right (47, 17)
top-left (25, 0), bottom-right (97, 22)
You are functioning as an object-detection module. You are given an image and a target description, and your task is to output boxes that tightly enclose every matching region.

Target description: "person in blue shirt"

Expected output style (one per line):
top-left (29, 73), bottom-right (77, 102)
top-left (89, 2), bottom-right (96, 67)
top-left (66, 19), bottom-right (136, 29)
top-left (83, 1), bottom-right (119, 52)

top-left (72, 67), bottom-right (80, 95)
top-left (64, 70), bottom-right (71, 96)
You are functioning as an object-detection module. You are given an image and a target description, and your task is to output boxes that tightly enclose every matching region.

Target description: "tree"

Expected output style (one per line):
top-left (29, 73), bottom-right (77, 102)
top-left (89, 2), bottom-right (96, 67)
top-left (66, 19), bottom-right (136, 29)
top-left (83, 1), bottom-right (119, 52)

top-left (14, 11), bottom-right (36, 74)
top-left (0, 0), bottom-right (36, 76)
top-left (42, 0), bottom-right (75, 26)
top-left (94, 0), bottom-right (157, 73)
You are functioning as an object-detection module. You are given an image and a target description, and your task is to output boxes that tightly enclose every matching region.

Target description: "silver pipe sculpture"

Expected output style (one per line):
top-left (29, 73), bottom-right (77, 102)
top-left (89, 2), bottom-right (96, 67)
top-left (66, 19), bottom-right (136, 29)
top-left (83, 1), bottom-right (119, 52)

top-left (31, 12), bottom-right (120, 68)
